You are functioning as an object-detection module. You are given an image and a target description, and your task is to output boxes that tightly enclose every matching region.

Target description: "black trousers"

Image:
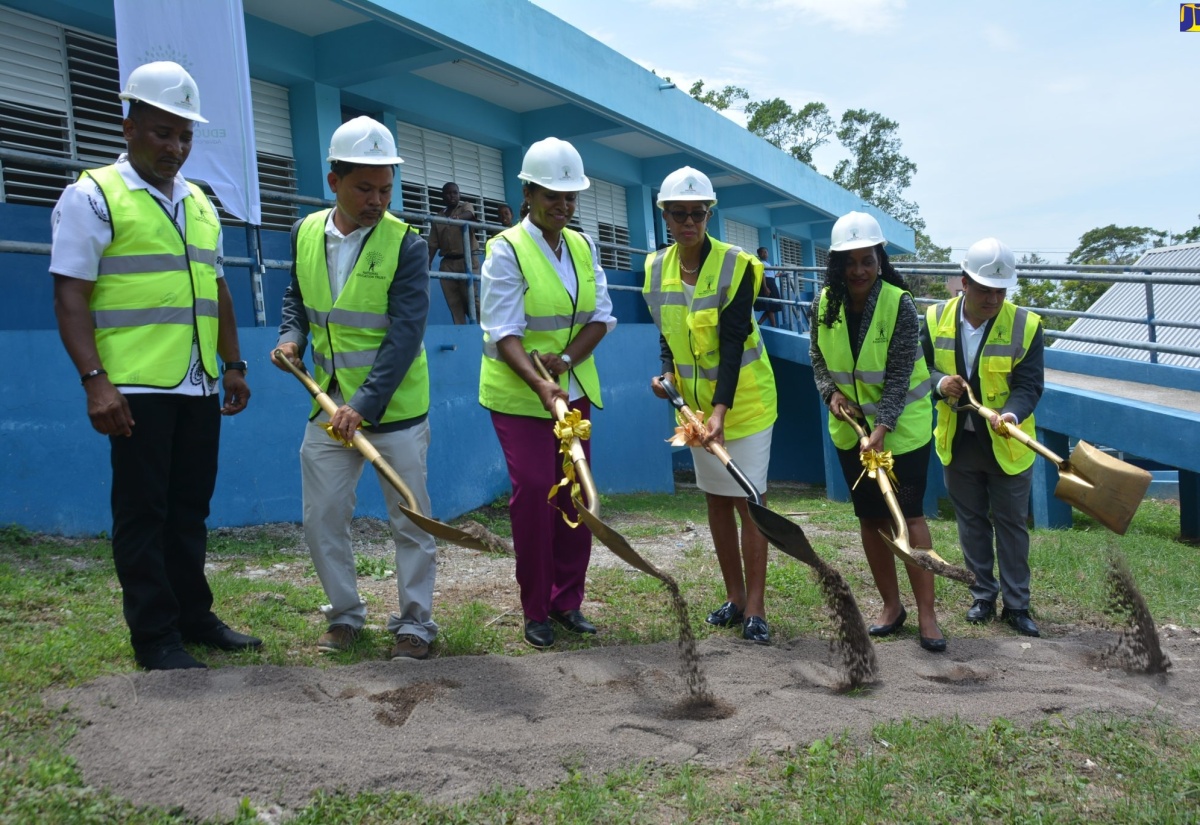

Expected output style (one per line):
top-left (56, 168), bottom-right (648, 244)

top-left (109, 393), bottom-right (222, 656)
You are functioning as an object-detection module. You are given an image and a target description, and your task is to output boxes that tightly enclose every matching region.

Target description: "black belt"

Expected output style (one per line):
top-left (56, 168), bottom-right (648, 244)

top-left (441, 253), bottom-right (465, 260)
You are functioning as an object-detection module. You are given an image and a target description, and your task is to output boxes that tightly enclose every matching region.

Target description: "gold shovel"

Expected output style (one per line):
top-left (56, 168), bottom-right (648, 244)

top-left (837, 411), bottom-right (975, 585)
top-left (273, 349), bottom-right (508, 552)
top-left (529, 354), bottom-right (669, 579)
top-left (954, 386), bottom-right (1151, 535)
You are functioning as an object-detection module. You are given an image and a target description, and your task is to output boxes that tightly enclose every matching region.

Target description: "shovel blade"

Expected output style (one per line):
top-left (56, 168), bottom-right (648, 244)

top-left (1055, 441), bottom-right (1152, 536)
top-left (575, 502), bottom-right (667, 580)
top-left (879, 530), bottom-right (976, 585)
top-left (747, 501), bottom-right (822, 568)
top-left (397, 504), bottom-right (490, 552)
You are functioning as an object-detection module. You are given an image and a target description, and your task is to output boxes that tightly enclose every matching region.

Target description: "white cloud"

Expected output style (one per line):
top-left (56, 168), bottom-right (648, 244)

top-left (983, 23), bottom-right (1017, 51)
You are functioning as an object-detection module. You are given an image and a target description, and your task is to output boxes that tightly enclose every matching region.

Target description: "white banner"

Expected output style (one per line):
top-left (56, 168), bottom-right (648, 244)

top-left (113, 0), bottom-right (261, 225)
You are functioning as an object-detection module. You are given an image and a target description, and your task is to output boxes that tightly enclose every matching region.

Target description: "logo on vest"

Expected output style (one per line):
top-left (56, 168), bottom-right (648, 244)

top-left (872, 325), bottom-right (889, 344)
top-left (992, 325), bottom-right (1009, 344)
top-left (192, 201), bottom-right (215, 226)
top-left (356, 250), bottom-right (387, 279)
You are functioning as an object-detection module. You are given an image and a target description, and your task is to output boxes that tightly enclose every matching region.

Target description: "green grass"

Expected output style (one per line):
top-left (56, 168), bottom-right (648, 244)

top-left (1, 493), bottom-right (1197, 823)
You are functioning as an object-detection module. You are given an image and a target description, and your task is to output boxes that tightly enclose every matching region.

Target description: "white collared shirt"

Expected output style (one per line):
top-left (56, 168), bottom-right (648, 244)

top-left (323, 209), bottom-right (373, 300)
top-left (479, 216), bottom-right (617, 399)
top-left (49, 154), bottom-right (225, 396)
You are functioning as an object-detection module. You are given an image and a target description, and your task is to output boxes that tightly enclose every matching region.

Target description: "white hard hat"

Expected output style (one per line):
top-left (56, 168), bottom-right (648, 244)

top-left (518, 137), bottom-right (590, 192)
top-left (830, 211), bottom-right (885, 252)
top-left (327, 116), bottom-right (403, 165)
top-left (962, 237), bottom-right (1017, 289)
top-left (656, 166), bottom-right (717, 207)
top-left (119, 61), bottom-right (207, 123)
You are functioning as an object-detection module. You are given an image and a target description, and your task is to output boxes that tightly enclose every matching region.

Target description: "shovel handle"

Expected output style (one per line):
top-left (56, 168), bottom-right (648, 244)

top-left (834, 408), bottom-right (910, 546)
top-left (271, 348), bottom-right (421, 513)
top-left (529, 352), bottom-right (600, 518)
top-left (659, 377), bottom-right (764, 507)
top-left (954, 385), bottom-right (1066, 466)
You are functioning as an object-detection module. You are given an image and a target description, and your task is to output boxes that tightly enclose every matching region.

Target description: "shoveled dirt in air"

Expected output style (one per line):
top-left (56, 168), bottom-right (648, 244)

top-left (46, 489), bottom-right (1200, 822)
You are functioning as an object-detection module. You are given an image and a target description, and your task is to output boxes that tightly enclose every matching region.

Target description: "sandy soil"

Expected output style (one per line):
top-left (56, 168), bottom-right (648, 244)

top-left (46, 509), bottom-right (1200, 821)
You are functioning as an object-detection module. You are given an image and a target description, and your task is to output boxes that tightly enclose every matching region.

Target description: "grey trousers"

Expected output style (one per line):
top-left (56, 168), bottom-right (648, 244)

top-left (943, 434), bottom-right (1034, 611)
top-left (300, 413), bottom-right (438, 642)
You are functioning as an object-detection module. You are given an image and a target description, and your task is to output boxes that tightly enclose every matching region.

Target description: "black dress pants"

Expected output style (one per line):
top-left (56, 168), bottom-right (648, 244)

top-left (109, 393), bottom-right (222, 657)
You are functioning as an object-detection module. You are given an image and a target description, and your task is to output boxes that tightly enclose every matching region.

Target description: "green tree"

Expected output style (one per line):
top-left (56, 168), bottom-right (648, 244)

top-left (1067, 224), bottom-right (1167, 265)
top-left (831, 109), bottom-right (917, 221)
top-left (687, 80), bottom-right (748, 113)
top-left (1171, 214), bottom-right (1200, 245)
top-left (744, 99), bottom-right (834, 166)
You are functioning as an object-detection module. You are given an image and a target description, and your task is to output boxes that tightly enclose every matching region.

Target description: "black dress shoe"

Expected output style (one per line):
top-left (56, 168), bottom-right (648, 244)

top-left (549, 609), bottom-right (597, 635)
top-left (965, 599), bottom-right (995, 624)
top-left (524, 619), bottom-right (555, 649)
top-left (1002, 608), bottom-right (1040, 637)
top-left (742, 616), bottom-right (771, 644)
top-left (868, 606), bottom-right (907, 637)
top-left (185, 623), bottom-right (263, 651)
top-left (137, 643), bottom-right (207, 671)
top-left (706, 601), bottom-right (744, 628)
top-left (920, 635), bottom-right (948, 653)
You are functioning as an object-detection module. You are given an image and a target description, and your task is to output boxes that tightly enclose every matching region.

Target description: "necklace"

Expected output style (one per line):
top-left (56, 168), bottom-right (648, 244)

top-left (680, 262), bottom-right (699, 275)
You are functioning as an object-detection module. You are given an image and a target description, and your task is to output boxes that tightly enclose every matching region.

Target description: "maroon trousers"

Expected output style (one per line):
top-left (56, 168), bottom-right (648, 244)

top-left (490, 399), bottom-right (593, 622)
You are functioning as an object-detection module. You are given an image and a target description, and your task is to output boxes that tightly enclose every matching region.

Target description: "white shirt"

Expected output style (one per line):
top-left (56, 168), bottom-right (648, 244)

top-left (323, 209), bottom-right (372, 300)
top-left (479, 216), bottom-right (618, 400)
top-left (49, 154), bottom-right (225, 396)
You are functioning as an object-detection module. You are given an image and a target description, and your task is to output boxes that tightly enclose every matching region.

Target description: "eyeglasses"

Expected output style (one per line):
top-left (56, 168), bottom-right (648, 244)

top-left (666, 208), bottom-right (709, 224)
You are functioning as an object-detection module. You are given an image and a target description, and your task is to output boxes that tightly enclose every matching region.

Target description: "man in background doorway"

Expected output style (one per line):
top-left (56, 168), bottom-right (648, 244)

top-left (428, 181), bottom-right (481, 324)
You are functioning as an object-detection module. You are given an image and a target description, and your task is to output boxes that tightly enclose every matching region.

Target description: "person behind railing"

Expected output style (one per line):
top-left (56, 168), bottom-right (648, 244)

top-left (810, 211), bottom-right (945, 653)
top-left (645, 167), bottom-right (778, 645)
top-left (274, 116), bottom-right (438, 661)
top-left (49, 61), bottom-right (259, 671)
top-left (478, 137), bottom-right (616, 650)
top-left (428, 181), bottom-right (481, 324)
top-left (755, 246), bottom-right (780, 328)
top-left (920, 237), bottom-right (1044, 638)
top-left (496, 203), bottom-right (515, 230)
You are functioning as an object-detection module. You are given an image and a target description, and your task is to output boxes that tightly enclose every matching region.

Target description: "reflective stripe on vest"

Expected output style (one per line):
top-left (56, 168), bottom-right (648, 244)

top-left (296, 210), bottom-right (429, 425)
top-left (478, 225), bottom-right (603, 418)
top-left (928, 297), bottom-right (1040, 473)
top-left (816, 281), bottom-right (932, 452)
top-left (643, 238), bottom-right (777, 440)
top-left (86, 164), bottom-right (220, 387)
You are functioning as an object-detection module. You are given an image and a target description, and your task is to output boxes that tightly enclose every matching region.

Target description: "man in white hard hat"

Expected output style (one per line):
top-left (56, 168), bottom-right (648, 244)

top-left (920, 237), bottom-right (1045, 637)
top-left (274, 116), bottom-right (438, 660)
top-left (49, 61), bottom-right (259, 670)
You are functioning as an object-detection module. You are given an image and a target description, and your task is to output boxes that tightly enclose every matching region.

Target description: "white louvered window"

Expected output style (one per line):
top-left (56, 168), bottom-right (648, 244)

top-left (723, 218), bottom-right (759, 254)
top-left (250, 79), bottom-right (298, 231)
top-left (0, 6), bottom-right (72, 205)
top-left (779, 236), bottom-right (804, 267)
top-left (395, 121), bottom-right (506, 247)
top-left (0, 8), bottom-right (297, 228)
top-left (815, 246), bottom-right (830, 270)
top-left (573, 177), bottom-right (630, 271)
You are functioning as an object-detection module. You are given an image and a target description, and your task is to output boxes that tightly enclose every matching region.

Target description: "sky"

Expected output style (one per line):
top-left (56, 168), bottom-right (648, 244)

top-left (529, 0), bottom-right (1198, 262)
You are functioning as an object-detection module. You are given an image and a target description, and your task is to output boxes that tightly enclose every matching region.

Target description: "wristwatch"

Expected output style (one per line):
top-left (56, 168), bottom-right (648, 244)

top-left (559, 353), bottom-right (573, 369)
top-left (223, 360), bottom-right (249, 374)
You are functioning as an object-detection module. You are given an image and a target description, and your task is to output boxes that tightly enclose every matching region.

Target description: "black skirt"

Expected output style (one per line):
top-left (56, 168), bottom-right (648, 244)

top-left (836, 440), bottom-right (931, 521)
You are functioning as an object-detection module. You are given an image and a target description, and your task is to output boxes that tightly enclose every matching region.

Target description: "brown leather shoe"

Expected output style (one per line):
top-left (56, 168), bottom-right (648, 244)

top-left (390, 633), bottom-right (430, 660)
top-left (317, 624), bottom-right (360, 653)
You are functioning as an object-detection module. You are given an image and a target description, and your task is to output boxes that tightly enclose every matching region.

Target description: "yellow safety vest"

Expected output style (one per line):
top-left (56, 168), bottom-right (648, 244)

top-left (296, 210), bottom-right (429, 424)
top-left (478, 225), bottom-right (603, 418)
top-left (643, 238), bottom-right (776, 439)
top-left (816, 282), bottom-right (931, 452)
top-left (927, 297), bottom-right (1040, 473)
top-left (86, 164), bottom-right (220, 387)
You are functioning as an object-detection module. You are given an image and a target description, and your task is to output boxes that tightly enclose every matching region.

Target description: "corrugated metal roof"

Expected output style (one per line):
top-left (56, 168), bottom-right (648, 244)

top-left (1050, 242), bottom-right (1200, 368)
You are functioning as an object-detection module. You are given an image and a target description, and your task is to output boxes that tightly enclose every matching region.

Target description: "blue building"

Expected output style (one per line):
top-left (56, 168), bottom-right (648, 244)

top-left (2, 0), bottom-right (1196, 541)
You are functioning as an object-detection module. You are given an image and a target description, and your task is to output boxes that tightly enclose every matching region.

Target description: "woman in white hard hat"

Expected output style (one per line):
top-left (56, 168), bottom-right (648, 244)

top-left (810, 211), bottom-right (945, 652)
top-left (478, 137), bottom-right (617, 650)
top-left (644, 167), bottom-right (778, 644)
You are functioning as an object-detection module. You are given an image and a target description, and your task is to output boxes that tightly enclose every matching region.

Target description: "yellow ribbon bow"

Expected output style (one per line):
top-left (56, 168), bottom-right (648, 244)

top-left (666, 410), bottom-right (707, 447)
top-left (853, 448), bottom-right (899, 491)
top-left (319, 421), bottom-right (358, 448)
top-left (547, 409), bottom-right (592, 527)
